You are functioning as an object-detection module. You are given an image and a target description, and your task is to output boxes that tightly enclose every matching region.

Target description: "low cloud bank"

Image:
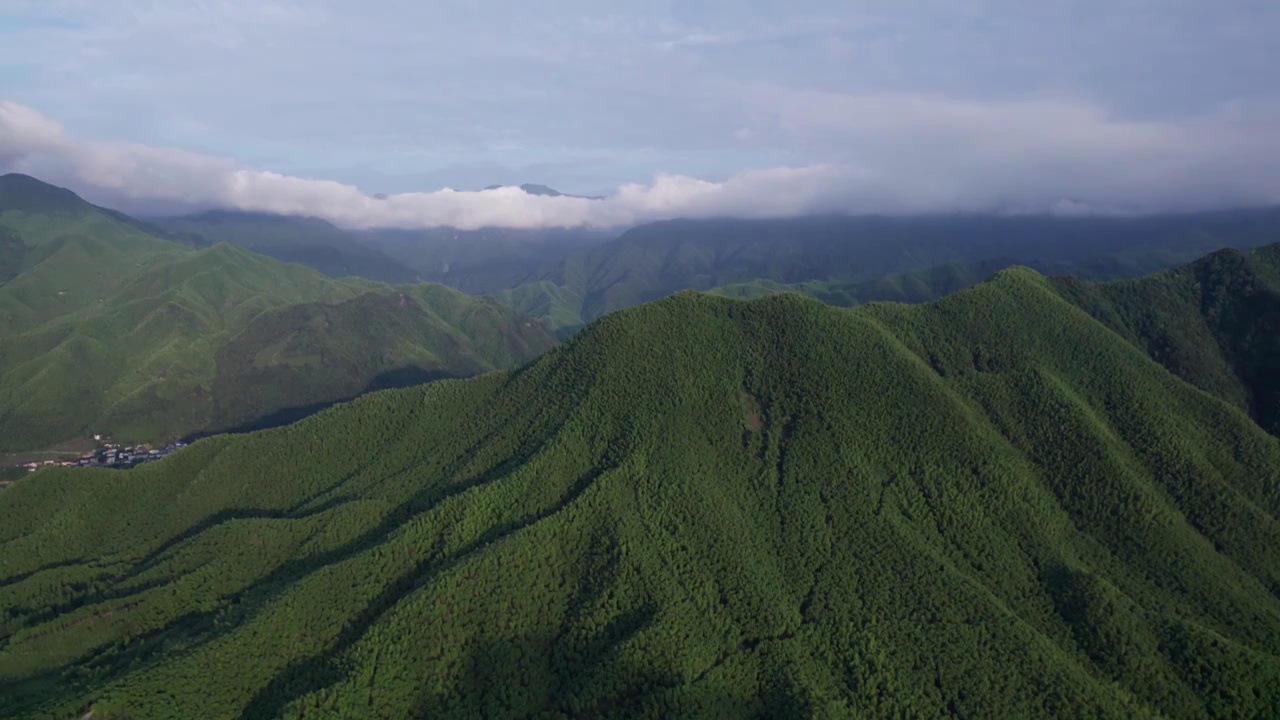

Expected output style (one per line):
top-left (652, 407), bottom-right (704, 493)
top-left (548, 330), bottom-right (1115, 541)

top-left (3, 99), bottom-right (1278, 230)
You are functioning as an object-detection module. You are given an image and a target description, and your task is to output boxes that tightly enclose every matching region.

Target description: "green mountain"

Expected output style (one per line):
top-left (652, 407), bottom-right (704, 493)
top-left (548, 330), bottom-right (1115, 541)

top-left (360, 226), bottom-right (612, 294)
top-left (1051, 243), bottom-right (1280, 436)
top-left (153, 211), bottom-right (419, 284)
top-left (3, 253), bottom-right (1278, 718)
top-left (499, 211), bottom-right (1280, 334)
top-left (709, 258), bottom-right (1017, 306)
top-left (0, 175), bottom-right (556, 451)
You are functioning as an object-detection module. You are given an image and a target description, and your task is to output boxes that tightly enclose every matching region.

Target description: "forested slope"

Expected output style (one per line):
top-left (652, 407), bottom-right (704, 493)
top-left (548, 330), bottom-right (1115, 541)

top-left (2, 263), bottom-right (1278, 718)
top-left (0, 175), bottom-right (556, 450)
top-left (1053, 242), bottom-right (1280, 435)
top-left (156, 211), bottom-right (419, 284)
top-left (708, 258), bottom-right (1016, 306)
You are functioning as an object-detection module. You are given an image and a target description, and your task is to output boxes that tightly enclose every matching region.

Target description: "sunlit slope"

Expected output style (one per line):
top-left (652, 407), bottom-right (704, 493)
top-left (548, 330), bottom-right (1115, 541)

top-left (0, 175), bottom-right (558, 450)
top-left (0, 175), bottom-right (188, 332)
top-left (0, 242), bottom-right (554, 449)
top-left (2, 267), bottom-right (1277, 718)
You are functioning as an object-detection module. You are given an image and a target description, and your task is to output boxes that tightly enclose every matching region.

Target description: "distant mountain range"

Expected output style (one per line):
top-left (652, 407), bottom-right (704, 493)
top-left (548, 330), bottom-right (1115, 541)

top-left (4, 170), bottom-right (1278, 449)
top-left (0, 174), bottom-right (555, 451)
top-left (495, 211), bottom-right (1280, 335)
top-left (141, 199), bottom-right (1280, 339)
top-left (3, 245), bottom-right (1279, 717)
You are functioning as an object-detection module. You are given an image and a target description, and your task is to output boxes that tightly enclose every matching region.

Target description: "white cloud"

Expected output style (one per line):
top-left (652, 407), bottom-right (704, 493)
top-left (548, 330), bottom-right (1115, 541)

top-left (2, 97), bottom-right (1278, 230)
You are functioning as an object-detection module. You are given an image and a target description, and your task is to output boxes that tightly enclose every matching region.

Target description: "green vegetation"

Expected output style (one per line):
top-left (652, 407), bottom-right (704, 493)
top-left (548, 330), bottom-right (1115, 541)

top-left (155, 211), bottom-right (418, 284)
top-left (709, 259), bottom-right (1016, 307)
top-left (360, 226), bottom-right (610, 294)
top-left (1052, 242), bottom-right (1280, 436)
top-left (148, 190), bottom-right (1280, 336)
top-left (0, 174), bottom-right (556, 451)
top-left (2, 252), bottom-right (1278, 718)
top-left (491, 280), bottom-right (587, 339)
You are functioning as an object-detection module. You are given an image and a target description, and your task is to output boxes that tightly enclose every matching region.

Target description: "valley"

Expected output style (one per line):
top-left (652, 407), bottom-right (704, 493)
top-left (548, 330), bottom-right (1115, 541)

top-left (2, 245), bottom-right (1279, 717)
top-left (0, 175), bottom-right (556, 452)
top-left (3, 7), bottom-right (1276, 717)
top-left (0, 176), bottom-right (1277, 718)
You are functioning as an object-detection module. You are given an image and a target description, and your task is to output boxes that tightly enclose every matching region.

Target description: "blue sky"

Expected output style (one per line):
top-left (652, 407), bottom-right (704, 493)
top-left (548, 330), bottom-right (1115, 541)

top-left (1, 1), bottom-right (1278, 228)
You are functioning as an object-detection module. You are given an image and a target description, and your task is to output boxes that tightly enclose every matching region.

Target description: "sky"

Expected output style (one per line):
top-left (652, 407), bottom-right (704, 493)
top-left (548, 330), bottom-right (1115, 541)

top-left (1, 0), bottom-right (1279, 229)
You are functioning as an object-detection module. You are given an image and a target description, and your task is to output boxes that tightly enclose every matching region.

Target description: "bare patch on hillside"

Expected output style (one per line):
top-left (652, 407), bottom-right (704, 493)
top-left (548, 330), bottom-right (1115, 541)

top-left (739, 389), bottom-right (764, 432)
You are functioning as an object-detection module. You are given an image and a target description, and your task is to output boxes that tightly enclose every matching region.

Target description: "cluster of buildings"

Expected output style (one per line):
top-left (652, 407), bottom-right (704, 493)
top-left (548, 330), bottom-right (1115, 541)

top-left (23, 438), bottom-right (187, 472)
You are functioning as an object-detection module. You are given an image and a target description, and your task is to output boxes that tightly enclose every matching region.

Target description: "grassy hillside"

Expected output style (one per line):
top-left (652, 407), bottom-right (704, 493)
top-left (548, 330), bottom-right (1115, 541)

top-left (208, 282), bottom-right (557, 433)
top-left (0, 175), bottom-right (557, 451)
top-left (2, 262), bottom-right (1278, 718)
top-left (155, 211), bottom-right (419, 284)
top-left (500, 211), bottom-right (1280, 333)
top-left (0, 175), bottom-right (190, 333)
top-left (1052, 242), bottom-right (1280, 436)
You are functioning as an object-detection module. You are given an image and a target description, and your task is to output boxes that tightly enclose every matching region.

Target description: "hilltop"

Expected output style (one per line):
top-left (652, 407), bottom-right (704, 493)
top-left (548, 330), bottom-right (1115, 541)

top-left (1052, 242), bottom-right (1280, 435)
top-left (0, 175), bottom-right (556, 451)
top-left (2, 252), bottom-right (1277, 718)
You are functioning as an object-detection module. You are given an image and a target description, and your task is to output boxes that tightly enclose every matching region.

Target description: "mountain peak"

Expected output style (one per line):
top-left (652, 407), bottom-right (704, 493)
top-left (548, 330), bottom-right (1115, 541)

top-left (481, 182), bottom-right (604, 200)
top-left (518, 183), bottom-right (563, 197)
top-left (0, 173), bottom-right (92, 214)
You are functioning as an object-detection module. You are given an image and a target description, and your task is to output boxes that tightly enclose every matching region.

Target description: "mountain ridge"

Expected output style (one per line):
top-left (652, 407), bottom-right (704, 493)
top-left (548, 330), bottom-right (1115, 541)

top-left (2, 248), bottom-right (1277, 718)
top-left (0, 178), bottom-right (557, 451)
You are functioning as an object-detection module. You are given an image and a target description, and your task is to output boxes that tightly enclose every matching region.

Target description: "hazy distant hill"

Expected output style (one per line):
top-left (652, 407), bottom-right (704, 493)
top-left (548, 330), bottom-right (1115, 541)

top-left (153, 210), bottom-right (418, 284)
top-left (0, 174), bottom-right (556, 451)
top-left (497, 211), bottom-right (1280, 334)
top-left (359, 225), bottom-right (614, 293)
top-left (3, 248), bottom-right (1278, 718)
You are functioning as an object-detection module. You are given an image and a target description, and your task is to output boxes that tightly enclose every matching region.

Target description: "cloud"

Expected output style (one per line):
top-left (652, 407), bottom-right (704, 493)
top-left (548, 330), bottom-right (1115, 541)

top-left (1, 1), bottom-right (1276, 203)
top-left (2, 98), bottom-right (1279, 230)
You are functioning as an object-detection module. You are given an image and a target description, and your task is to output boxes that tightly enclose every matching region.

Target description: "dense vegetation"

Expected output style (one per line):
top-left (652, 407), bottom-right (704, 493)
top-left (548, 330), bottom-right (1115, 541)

top-left (0, 174), bottom-right (555, 451)
top-left (709, 259), bottom-right (1017, 307)
top-left (2, 254), bottom-right (1278, 718)
top-left (1052, 242), bottom-right (1280, 436)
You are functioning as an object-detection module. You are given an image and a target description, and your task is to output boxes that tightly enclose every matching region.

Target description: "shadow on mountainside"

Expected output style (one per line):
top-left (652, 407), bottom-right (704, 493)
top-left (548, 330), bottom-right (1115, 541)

top-left (189, 366), bottom-right (458, 441)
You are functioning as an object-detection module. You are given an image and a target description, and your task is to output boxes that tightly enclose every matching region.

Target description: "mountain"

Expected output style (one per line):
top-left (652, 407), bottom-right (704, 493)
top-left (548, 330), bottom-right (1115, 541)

top-left (499, 211), bottom-right (1280, 334)
top-left (359, 225), bottom-right (614, 294)
top-left (0, 175), bottom-right (556, 451)
top-left (482, 183), bottom-right (606, 200)
top-left (151, 202), bottom-right (1279, 340)
top-left (708, 258), bottom-right (1019, 306)
top-left (3, 253), bottom-right (1278, 718)
top-left (1052, 243), bottom-right (1280, 436)
top-left (153, 211), bottom-right (418, 284)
